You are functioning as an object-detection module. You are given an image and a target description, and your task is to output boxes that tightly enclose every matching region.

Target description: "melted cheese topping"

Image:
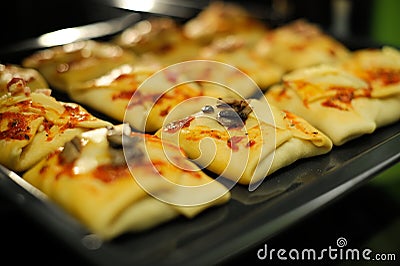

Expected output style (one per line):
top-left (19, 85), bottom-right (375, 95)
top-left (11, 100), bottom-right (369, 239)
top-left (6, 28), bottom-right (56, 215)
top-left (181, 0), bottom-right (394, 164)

top-left (0, 86), bottom-right (110, 142)
top-left (281, 65), bottom-right (371, 109)
top-left (114, 17), bottom-right (183, 54)
top-left (254, 19), bottom-right (350, 71)
top-left (72, 128), bottom-right (110, 174)
top-left (0, 64), bottom-right (48, 95)
top-left (183, 1), bottom-right (267, 43)
top-left (23, 40), bottom-right (130, 68)
top-left (341, 46), bottom-right (400, 97)
top-left (158, 98), bottom-right (332, 185)
top-left (21, 40), bottom-right (137, 91)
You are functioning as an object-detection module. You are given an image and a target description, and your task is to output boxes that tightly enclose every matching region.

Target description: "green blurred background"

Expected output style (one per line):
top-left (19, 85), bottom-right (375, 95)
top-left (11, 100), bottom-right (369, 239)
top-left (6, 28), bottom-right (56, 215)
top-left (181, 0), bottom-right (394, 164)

top-left (371, 0), bottom-right (400, 47)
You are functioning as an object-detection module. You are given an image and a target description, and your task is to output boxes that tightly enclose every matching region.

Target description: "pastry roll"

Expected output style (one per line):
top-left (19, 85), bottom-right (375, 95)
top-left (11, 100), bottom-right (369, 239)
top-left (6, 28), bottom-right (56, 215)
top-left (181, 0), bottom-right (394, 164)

top-left (0, 63), bottom-right (48, 94)
top-left (23, 124), bottom-right (231, 240)
top-left (68, 62), bottom-right (205, 133)
top-left (264, 63), bottom-right (400, 145)
top-left (198, 35), bottom-right (285, 89)
top-left (156, 98), bottom-right (332, 189)
top-left (340, 46), bottom-right (400, 99)
top-left (71, 60), bottom-right (261, 133)
top-left (254, 19), bottom-right (350, 72)
top-left (113, 17), bottom-right (201, 66)
top-left (183, 1), bottom-right (268, 46)
top-left (22, 40), bottom-right (136, 91)
top-left (0, 79), bottom-right (111, 172)
top-left (66, 63), bottom-right (160, 125)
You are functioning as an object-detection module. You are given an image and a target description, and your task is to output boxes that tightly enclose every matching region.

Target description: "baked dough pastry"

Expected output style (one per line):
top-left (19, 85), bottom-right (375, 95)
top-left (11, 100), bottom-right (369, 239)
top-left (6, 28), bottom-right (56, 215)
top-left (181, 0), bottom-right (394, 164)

top-left (68, 62), bottom-right (206, 133)
top-left (0, 79), bottom-right (111, 172)
top-left (340, 46), bottom-right (400, 99)
top-left (254, 19), bottom-right (351, 72)
top-left (156, 98), bottom-right (332, 188)
top-left (183, 1), bottom-right (268, 46)
top-left (22, 40), bottom-right (136, 92)
top-left (23, 124), bottom-right (231, 240)
top-left (198, 35), bottom-right (285, 89)
top-left (264, 64), bottom-right (400, 145)
top-left (71, 60), bottom-right (261, 133)
top-left (66, 63), bottom-right (160, 126)
top-left (113, 17), bottom-right (200, 66)
top-left (0, 63), bottom-right (48, 94)
top-left (114, 4), bottom-right (274, 88)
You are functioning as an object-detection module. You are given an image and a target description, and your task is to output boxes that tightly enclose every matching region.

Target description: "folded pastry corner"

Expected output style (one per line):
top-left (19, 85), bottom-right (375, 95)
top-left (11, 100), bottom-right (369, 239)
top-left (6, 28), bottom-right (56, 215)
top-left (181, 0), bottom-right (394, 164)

top-left (155, 97), bottom-right (332, 187)
top-left (113, 17), bottom-right (201, 66)
top-left (21, 40), bottom-right (137, 92)
top-left (265, 62), bottom-right (400, 145)
top-left (254, 19), bottom-right (351, 72)
top-left (23, 124), bottom-right (231, 240)
top-left (198, 35), bottom-right (285, 89)
top-left (119, 60), bottom-right (262, 133)
top-left (0, 78), bottom-right (112, 172)
top-left (0, 63), bottom-right (49, 94)
top-left (183, 1), bottom-right (268, 46)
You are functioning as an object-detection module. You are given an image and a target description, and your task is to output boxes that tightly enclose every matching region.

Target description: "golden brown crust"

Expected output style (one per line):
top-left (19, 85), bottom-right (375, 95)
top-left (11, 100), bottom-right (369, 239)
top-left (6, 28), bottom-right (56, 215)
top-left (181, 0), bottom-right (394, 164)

top-left (156, 98), bottom-right (332, 185)
top-left (22, 40), bottom-right (136, 91)
top-left (0, 79), bottom-right (111, 172)
top-left (183, 1), bottom-right (268, 45)
top-left (255, 19), bottom-right (351, 72)
top-left (340, 46), bottom-right (400, 97)
top-left (23, 125), bottom-right (231, 239)
top-left (0, 64), bottom-right (49, 95)
top-left (265, 62), bottom-right (400, 145)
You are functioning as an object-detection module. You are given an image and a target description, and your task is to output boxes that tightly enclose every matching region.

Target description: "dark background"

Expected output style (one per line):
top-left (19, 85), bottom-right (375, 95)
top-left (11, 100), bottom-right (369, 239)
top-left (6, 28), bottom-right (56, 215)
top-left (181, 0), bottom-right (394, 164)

top-left (0, 0), bottom-right (378, 47)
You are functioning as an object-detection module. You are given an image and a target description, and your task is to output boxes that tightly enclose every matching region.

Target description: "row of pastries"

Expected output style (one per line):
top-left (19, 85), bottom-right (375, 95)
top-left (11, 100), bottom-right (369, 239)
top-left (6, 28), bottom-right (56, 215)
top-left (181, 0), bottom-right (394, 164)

top-left (0, 1), bottom-right (399, 240)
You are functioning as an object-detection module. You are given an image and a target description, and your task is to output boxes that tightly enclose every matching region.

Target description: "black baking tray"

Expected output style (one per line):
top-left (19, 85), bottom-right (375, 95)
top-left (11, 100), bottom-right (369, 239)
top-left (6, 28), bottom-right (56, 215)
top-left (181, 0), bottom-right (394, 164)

top-left (1, 123), bottom-right (399, 266)
top-left (1, 4), bottom-right (400, 266)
